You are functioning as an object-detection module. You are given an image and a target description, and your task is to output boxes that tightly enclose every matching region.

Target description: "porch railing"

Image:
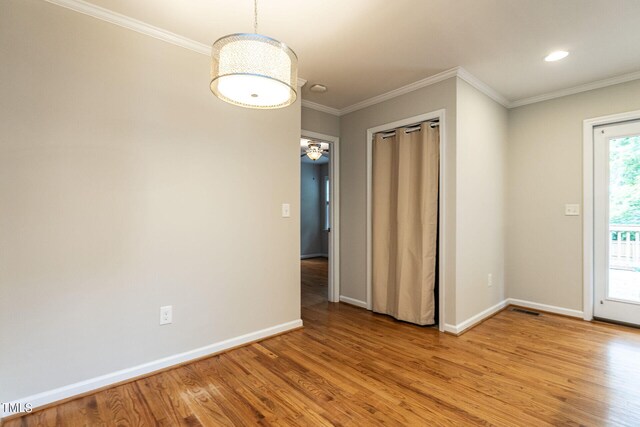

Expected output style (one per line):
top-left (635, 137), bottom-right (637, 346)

top-left (610, 225), bottom-right (640, 270)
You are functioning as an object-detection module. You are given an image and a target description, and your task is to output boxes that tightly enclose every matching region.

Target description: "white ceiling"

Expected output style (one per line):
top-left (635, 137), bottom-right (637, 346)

top-left (81, 0), bottom-right (640, 109)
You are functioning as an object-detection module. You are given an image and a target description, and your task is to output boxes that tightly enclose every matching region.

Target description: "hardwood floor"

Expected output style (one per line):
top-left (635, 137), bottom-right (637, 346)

top-left (301, 257), bottom-right (328, 308)
top-left (7, 260), bottom-right (640, 426)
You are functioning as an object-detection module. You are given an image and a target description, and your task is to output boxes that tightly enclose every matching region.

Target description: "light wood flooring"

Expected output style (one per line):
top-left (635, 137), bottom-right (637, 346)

top-left (6, 257), bottom-right (640, 426)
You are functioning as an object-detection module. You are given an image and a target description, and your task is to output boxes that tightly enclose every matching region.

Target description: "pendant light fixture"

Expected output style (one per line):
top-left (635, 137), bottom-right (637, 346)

top-left (210, 0), bottom-right (298, 109)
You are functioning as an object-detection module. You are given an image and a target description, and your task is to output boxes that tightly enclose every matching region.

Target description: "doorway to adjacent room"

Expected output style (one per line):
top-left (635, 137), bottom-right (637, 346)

top-left (300, 130), bottom-right (339, 307)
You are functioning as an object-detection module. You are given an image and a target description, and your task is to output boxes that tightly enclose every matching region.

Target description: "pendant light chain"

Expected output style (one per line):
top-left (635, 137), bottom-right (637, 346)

top-left (254, 0), bottom-right (258, 33)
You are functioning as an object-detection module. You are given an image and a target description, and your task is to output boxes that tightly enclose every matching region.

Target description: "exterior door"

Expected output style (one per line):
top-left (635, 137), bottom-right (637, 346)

top-left (593, 120), bottom-right (640, 325)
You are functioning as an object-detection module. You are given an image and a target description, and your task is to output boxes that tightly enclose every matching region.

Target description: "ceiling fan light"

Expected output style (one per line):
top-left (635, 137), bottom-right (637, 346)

top-left (306, 150), bottom-right (323, 161)
top-left (210, 33), bottom-right (298, 109)
top-left (306, 143), bottom-right (323, 161)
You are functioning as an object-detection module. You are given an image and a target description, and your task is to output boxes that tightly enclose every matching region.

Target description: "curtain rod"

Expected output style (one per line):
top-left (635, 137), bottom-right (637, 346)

top-left (379, 120), bottom-right (439, 139)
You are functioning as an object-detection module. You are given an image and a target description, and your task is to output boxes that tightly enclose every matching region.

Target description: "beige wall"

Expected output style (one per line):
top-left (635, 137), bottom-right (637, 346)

top-left (456, 80), bottom-right (508, 323)
top-left (301, 106), bottom-right (340, 137)
top-left (0, 0), bottom-right (301, 401)
top-left (339, 77), bottom-right (458, 324)
top-left (507, 79), bottom-right (640, 311)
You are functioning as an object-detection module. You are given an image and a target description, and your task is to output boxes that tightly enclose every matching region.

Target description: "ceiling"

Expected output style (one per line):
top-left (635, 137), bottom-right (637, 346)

top-left (83, 0), bottom-right (640, 109)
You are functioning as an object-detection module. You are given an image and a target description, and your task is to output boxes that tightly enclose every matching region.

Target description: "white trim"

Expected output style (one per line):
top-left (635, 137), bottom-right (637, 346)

top-left (339, 296), bottom-right (368, 309)
top-left (584, 118), bottom-right (596, 321)
top-left (582, 109), bottom-right (640, 321)
top-left (301, 100), bottom-right (341, 116)
top-left (511, 70), bottom-right (640, 108)
top-left (42, 0), bottom-right (307, 90)
top-left (301, 130), bottom-right (340, 303)
top-left (300, 67), bottom-right (508, 117)
top-left (508, 298), bottom-right (584, 319)
top-left (365, 109), bottom-right (447, 332)
top-left (341, 69), bottom-right (461, 115)
top-left (300, 253), bottom-right (328, 259)
top-left (43, 0), bottom-right (210, 54)
top-left (303, 68), bottom-right (640, 116)
top-left (444, 299), bottom-right (509, 334)
top-left (41, 1), bottom-right (640, 114)
top-left (456, 68), bottom-right (510, 107)
top-left (443, 324), bottom-right (458, 334)
top-left (366, 127), bottom-right (373, 311)
top-left (1, 319), bottom-right (302, 419)
top-left (443, 298), bottom-right (585, 335)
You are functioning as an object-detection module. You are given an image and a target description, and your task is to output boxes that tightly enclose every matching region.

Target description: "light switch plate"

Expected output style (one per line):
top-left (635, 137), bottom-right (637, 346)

top-left (281, 203), bottom-right (291, 218)
top-left (565, 204), bottom-right (580, 216)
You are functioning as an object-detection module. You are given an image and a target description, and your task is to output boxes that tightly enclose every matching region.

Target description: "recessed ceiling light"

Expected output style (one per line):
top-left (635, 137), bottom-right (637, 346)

top-left (310, 84), bottom-right (327, 93)
top-left (545, 51), bottom-right (569, 62)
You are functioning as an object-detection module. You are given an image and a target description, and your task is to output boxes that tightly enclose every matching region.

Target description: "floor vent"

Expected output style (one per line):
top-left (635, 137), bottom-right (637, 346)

top-left (511, 307), bottom-right (540, 316)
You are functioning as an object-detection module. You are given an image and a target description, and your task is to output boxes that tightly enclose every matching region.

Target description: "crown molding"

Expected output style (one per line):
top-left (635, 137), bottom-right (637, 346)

top-left (42, 0), bottom-right (640, 114)
top-left (301, 67), bottom-right (506, 116)
top-left (339, 67), bottom-right (460, 116)
top-left (303, 66), bottom-right (640, 116)
top-left (44, 0), bottom-right (211, 55)
top-left (509, 69), bottom-right (640, 108)
top-left (44, 0), bottom-right (308, 89)
top-left (301, 100), bottom-right (341, 116)
top-left (456, 67), bottom-right (510, 107)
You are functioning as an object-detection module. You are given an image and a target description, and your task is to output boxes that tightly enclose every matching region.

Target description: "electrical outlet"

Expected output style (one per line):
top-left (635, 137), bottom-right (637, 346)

top-left (565, 204), bottom-right (580, 216)
top-left (160, 305), bottom-right (172, 325)
top-left (488, 274), bottom-right (493, 287)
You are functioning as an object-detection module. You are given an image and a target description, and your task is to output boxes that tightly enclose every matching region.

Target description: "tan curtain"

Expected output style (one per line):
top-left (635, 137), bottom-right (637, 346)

top-left (372, 123), bottom-right (439, 325)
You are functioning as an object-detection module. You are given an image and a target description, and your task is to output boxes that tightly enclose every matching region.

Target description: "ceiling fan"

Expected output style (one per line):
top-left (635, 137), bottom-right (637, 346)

top-left (301, 142), bottom-right (329, 161)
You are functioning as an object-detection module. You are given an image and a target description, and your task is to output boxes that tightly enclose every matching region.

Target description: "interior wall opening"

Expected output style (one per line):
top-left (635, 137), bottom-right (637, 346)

top-left (300, 130), bottom-right (340, 307)
top-left (300, 135), bottom-right (334, 308)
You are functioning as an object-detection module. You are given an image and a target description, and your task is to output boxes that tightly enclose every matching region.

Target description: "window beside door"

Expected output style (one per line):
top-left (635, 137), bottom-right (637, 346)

top-left (324, 176), bottom-right (330, 231)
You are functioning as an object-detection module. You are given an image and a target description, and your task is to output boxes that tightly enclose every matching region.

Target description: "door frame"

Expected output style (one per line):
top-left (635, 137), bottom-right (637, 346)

top-left (583, 109), bottom-right (640, 321)
top-left (301, 129), bottom-right (340, 303)
top-left (366, 109), bottom-right (447, 331)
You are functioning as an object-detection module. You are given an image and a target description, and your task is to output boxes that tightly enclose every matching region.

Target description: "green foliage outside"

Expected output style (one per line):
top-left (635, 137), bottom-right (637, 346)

top-left (610, 136), bottom-right (640, 226)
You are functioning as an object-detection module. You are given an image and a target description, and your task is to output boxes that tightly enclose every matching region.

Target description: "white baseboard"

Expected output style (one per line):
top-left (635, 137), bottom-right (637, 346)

top-left (443, 323), bottom-right (458, 334)
top-left (1, 319), bottom-right (303, 419)
top-left (508, 298), bottom-right (584, 318)
top-left (339, 295), bottom-right (368, 308)
top-left (300, 253), bottom-right (328, 259)
top-left (443, 298), bottom-right (585, 335)
top-left (444, 299), bottom-right (509, 335)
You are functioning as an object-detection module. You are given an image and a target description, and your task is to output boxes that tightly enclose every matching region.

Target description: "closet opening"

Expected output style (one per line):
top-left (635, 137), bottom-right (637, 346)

top-left (366, 110), bottom-right (447, 331)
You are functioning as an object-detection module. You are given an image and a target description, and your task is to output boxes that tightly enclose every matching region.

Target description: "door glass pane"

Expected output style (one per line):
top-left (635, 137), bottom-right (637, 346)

top-left (608, 135), bottom-right (640, 303)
